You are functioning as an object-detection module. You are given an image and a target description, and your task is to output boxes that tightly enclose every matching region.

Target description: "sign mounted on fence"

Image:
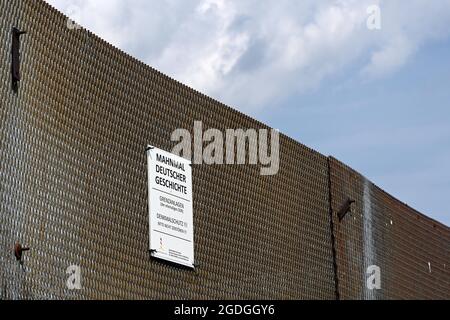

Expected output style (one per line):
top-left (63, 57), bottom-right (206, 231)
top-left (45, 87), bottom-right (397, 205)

top-left (146, 146), bottom-right (195, 268)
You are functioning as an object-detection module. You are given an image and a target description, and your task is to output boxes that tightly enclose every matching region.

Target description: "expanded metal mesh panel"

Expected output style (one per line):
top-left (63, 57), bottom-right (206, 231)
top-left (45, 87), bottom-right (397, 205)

top-left (1, 0), bottom-right (448, 301)
top-left (0, 0), bottom-right (336, 300)
top-left (330, 157), bottom-right (450, 300)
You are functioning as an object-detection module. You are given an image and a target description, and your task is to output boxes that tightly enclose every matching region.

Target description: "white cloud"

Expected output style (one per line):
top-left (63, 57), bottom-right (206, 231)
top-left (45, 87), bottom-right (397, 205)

top-left (362, 36), bottom-right (414, 78)
top-left (46, 0), bottom-right (450, 111)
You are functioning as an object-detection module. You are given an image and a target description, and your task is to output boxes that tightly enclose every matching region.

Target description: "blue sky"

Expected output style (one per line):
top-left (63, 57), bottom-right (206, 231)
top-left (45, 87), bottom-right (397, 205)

top-left (260, 38), bottom-right (450, 226)
top-left (46, 0), bottom-right (450, 226)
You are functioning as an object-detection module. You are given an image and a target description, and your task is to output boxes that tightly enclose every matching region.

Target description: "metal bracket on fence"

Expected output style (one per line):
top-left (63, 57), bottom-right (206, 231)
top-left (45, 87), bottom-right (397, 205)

top-left (12, 27), bottom-right (27, 92)
top-left (337, 198), bottom-right (355, 222)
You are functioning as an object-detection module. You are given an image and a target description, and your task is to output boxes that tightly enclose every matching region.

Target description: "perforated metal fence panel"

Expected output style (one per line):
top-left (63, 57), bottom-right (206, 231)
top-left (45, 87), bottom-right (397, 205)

top-left (0, 0), bottom-right (449, 300)
top-left (329, 157), bottom-right (450, 300)
top-left (0, 0), bottom-right (336, 300)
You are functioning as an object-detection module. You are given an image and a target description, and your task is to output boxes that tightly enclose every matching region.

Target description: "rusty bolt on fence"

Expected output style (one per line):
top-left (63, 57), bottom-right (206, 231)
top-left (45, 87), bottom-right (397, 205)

top-left (14, 243), bottom-right (30, 265)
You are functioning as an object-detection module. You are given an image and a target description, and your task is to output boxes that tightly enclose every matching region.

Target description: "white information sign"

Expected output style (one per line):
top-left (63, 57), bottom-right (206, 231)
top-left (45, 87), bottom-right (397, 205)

top-left (146, 146), bottom-right (194, 268)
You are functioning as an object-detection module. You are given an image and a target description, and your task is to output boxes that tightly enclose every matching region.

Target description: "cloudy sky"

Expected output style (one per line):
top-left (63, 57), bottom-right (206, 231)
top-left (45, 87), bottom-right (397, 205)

top-left (46, 0), bottom-right (450, 226)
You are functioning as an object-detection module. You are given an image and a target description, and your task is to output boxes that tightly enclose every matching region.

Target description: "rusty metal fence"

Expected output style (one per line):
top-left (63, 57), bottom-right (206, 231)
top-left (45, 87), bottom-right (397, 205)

top-left (329, 158), bottom-right (449, 299)
top-left (0, 0), bottom-right (448, 300)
